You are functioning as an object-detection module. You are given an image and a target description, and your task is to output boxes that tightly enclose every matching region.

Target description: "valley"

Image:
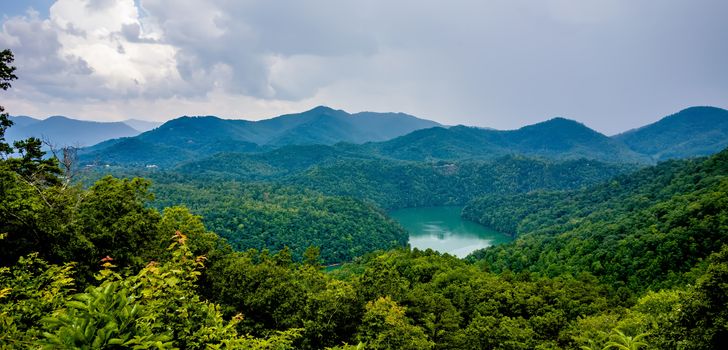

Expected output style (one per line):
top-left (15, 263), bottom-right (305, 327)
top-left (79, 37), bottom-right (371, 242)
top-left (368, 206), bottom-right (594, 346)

top-left (2, 51), bottom-right (728, 350)
top-left (3, 100), bottom-right (727, 349)
top-left (2, 1), bottom-right (727, 347)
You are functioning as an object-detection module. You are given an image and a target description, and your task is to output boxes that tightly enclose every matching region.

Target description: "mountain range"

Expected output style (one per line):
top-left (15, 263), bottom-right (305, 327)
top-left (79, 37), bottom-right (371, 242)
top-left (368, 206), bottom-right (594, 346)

top-left (354, 118), bottom-right (646, 163)
top-left (80, 106), bottom-right (440, 166)
top-left (7, 116), bottom-right (162, 147)
top-left (78, 105), bottom-right (728, 167)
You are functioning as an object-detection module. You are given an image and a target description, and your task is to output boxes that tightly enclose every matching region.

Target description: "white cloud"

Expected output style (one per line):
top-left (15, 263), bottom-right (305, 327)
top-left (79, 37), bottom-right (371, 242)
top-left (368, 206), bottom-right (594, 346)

top-left (0, 0), bottom-right (183, 100)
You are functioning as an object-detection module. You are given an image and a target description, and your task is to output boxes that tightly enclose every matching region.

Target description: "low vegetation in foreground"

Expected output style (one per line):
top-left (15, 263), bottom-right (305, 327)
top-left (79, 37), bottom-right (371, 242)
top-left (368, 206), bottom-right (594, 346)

top-left (2, 123), bottom-right (727, 349)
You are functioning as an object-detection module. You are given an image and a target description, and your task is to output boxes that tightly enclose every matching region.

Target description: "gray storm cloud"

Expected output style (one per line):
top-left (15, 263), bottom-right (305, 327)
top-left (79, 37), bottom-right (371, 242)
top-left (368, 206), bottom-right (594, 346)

top-left (0, 0), bottom-right (727, 134)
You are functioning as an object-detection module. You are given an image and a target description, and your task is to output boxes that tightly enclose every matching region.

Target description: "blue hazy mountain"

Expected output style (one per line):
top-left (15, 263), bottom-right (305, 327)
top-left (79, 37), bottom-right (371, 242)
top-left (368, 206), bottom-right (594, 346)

top-left (614, 106), bottom-right (728, 161)
top-left (123, 119), bottom-right (162, 132)
top-left (7, 115), bottom-right (40, 128)
top-left (7, 115), bottom-right (140, 147)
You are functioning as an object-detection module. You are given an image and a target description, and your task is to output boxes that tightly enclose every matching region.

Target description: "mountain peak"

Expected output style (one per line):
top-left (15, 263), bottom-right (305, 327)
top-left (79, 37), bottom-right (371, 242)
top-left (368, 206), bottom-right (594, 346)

top-left (519, 117), bottom-right (596, 135)
top-left (45, 115), bottom-right (74, 122)
top-left (543, 117), bottom-right (585, 126)
top-left (676, 106), bottom-right (727, 115)
top-left (307, 105), bottom-right (340, 114)
top-left (614, 105), bottom-right (728, 161)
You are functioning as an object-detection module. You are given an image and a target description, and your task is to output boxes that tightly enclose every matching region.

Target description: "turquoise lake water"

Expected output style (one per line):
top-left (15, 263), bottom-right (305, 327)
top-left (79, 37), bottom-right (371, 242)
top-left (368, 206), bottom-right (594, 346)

top-left (389, 206), bottom-right (512, 258)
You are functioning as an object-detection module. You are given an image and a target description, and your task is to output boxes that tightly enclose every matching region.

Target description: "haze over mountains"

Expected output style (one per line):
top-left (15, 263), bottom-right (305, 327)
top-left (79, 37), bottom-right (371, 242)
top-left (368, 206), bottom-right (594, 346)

top-left (7, 115), bottom-right (161, 147)
top-left (78, 105), bottom-right (728, 168)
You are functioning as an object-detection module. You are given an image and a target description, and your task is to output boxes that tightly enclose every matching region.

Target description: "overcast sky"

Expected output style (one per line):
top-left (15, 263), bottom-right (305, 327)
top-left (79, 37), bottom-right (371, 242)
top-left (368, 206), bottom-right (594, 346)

top-left (1, 0), bottom-right (726, 135)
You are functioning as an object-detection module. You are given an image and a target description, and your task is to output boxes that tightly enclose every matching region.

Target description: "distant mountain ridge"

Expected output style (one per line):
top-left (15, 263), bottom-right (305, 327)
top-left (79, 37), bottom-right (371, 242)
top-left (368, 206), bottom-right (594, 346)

top-left (136, 106), bottom-right (440, 147)
top-left (614, 106), bottom-right (728, 161)
top-left (7, 115), bottom-right (141, 147)
top-left (74, 105), bottom-right (728, 167)
top-left (123, 119), bottom-right (162, 132)
top-left (354, 117), bottom-right (648, 163)
top-left (80, 106), bottom-right (441, 166)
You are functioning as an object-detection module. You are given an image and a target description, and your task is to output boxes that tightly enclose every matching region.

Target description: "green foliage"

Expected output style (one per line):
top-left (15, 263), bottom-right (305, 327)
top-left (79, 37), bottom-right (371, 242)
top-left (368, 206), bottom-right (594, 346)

top-left (0, 49), bottom-right (17, 156)
top-left (615, 106), bottom-right (728, 161)
top-left (467, 149), bottom-right (728, 292)
top-left (348, 249), bottom-right (611, 349)
top-left (650, 245), bottom-right (728, 349)
top-left (77, 176), bottom-right (165, 269)
top-left (152, 180), bottom-right (407, 264)
top-left (0, 232), bottom-right (301, 349)
top-left (602, 329), bottom-right (649, 350)
top-left (158, 206), bottom-right (231, 259)
top-left (0, 49), bottom-right (16, 91)
top-left (304, 246), bottom-right (323, 267)
top-left (203, 248), bottom-right (362, 348)
top-left (289, 156), bottom-right (629, 209)
top-left (357, 296), bottom-right (433, 350)
top-left (41, 279), bottom-right (173, 349)
top-left (0, 254), bottom-right (75, 349)
top-left (0, 164), bottom-right (88, 266)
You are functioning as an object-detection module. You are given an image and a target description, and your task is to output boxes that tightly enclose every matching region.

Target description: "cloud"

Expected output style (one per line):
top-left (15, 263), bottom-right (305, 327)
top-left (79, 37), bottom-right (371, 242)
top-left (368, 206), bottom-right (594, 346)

top-left (1, 0), bottom-right (727, 134)
top-left (1, 0), bottom-right (183, 100)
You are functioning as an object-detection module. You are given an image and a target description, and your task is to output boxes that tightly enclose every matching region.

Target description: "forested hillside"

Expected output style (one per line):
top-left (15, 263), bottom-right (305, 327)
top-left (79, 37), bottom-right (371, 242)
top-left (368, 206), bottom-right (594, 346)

top-left (79, 105), bottom-right (728, 172)
top-left (362, 119), bottom-right (646, 163)
top-left (152, 181), bottom-right (407, 264)
top-left (159, 147), bottom-right (630, 209)
top-left (465, 149), bottom-right (728, 293)
top-left (1, 48), bottom-right (727, 349)
top-left (80, 106), bottom-right (440, 166)
top-left (287, 157), bottom-right (629, 208)
top-left (84, 155), bottom-right (624, 264)
top-left (615, 106), bottom-right (728, 161)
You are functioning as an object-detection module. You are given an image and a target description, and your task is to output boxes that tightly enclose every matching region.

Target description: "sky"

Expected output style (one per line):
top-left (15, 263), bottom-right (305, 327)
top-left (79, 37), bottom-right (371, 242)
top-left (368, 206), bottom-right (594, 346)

top-left (1, 0), bottom-right (726, 135)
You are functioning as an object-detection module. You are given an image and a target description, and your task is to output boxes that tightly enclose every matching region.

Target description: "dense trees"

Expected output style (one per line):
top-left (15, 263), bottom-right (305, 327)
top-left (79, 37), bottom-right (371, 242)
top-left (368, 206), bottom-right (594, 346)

top-left (282, 156), bottom-right (630, 209)
top-left (2, 48), bottom-right (727, 348)
top-left (1, 232), bottom-right (301, 349)
top-left (3, 147), bottom-right (728, 348)
top-left (0, 49), bottom-right (17, 157)
top-left (466, 149), bottom-right (728, 293)
top-left (77, 137), bottom-right (631, 268)
top-left (151, 180), bottom-right (408, 264)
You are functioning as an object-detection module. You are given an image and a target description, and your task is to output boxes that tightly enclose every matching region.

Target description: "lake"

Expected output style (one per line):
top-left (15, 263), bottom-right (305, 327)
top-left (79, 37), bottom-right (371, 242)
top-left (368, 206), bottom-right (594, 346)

top-left (389, 206), bottom-right (512, 258)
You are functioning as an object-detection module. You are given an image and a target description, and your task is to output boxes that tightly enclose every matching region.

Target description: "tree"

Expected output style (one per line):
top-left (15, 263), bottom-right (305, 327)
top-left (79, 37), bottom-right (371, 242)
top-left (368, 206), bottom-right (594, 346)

top-left (654, 245), bottom-right (728, 349)
top-left (303, 246), bottom-right (322, 267)
top-left (357, 296), bottom-right (433, 350)
top-left (76, 176), bottom-right (165, 269)
top-left (0, 49), bottom-right (60, 185)
top-left (0, 253), bottom-right (75, 348)
top-left (603, 329), bottom-right (649, 350)
top-left (0, 49), bottom-right (17, 156)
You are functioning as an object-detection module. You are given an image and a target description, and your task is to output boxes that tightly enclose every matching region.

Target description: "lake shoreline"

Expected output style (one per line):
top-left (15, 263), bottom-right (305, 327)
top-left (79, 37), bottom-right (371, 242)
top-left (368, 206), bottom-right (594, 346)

top-left (389, 206), bottom-right (512, 258)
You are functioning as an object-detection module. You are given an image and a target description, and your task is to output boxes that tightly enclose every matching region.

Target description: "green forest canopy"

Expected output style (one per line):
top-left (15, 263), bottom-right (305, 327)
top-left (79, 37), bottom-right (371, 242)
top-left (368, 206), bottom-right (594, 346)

top-left (1, 49), bottom-right (727, 349)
